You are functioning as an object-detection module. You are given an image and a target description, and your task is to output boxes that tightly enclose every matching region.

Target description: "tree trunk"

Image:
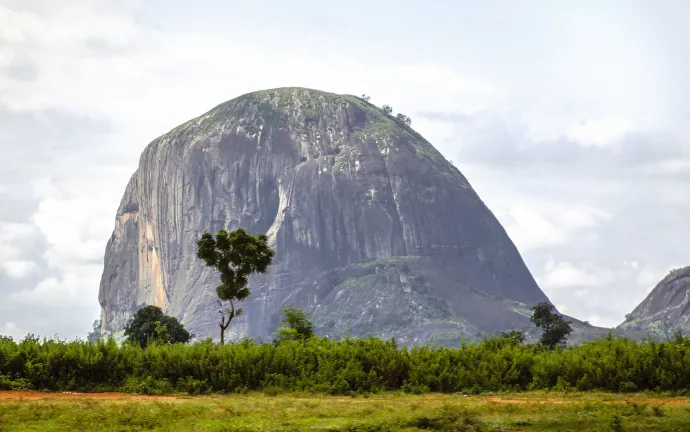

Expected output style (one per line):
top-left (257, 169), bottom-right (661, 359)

top-left (219, 299), bottom-right (235, 345)
top-left (220, 315), bottom-right (226, 344)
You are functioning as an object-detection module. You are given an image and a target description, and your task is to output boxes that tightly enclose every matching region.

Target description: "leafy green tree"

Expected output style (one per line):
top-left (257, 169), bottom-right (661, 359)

top-left (382, 104), bottom-right (393, 115)
top-left (670, 328), bottom-right (684, 344)
top-left (530, 302), bottom-right (572, 348)
top-left (124, 305), bottom-right (191, 348)
top-left (275, 305), bottom-right (314, 342)
top-left (498, 330), bottom-right (525, 344)
top-left (154, 321), bottom-right (170, 344)
top-left (396, 113), bottom-right (412, 126)
top-left (196, 228), bottom-right (275, 344)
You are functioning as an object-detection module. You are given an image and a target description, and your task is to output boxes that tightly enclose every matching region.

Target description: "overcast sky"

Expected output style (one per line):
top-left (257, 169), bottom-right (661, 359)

top-left (1, 0), bottom-right (689, 339)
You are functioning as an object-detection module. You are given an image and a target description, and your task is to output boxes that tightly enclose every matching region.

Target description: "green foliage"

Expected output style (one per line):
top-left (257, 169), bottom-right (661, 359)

top-left (3, 333), bottom-right (690, 396)
top-left (531, 302), bottom-right (573, 348)
top-left (153, 321), bottom-right (169, 344)
top-left (611, 414), bottom-right (625, 432)
top-left (196, 228), bottom-right (274, 302)
top-left (381, 104), bottom-right (393, 115)
top-left (196, 228), bottom-right (275, 343)
top-left (395, 112), bottom-right (412, 126)
top-left (498, 330), bottom-right (526, 345)
top-left (124, 305), bottom-right (191, 349)
top-left (274, 305), bottom-right (315, 342)
top-left (0, 374), bottom-right (33, 390)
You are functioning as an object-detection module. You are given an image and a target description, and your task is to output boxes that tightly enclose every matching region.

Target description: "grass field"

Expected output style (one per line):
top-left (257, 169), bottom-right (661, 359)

top-left (1, 391), bottom-right (689, 431)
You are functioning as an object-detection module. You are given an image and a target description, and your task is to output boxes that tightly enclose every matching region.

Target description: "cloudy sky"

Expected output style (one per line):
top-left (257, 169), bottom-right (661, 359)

top-left (1, 0), bottom-right (689, 339)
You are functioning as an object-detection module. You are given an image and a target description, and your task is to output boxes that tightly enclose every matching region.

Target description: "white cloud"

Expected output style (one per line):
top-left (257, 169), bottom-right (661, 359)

top-left (7, 265), bottom-right (100, 308)
top-left (640, 158), bottom-right (690, 177)
top-left (567, 116), bottom-right (634, 147)
top-left (0, 322), bottom-right (27, 340)
top-left (541, 259), bottom-right (603, 290)
top-left (636, 267), bottom-right (661, 289)
top-left (557, 205), bottom-right (614, 231)
top-left (503, 206), bottom-right (567, 252)
top-left (0, 222), bottom-right (41, 260)
top-left (4, 263), bottom-right (102, 338)
top-left (625, 260), bottom-right (639, 270)
top-left (500, 202), bottom-right (612, 252)
top-left (0, 221), bottom-right (38, 242)
top-left (0, 260), bottom-right (37, 279)
top-left (32, 196), bottom-right (113, 268)
top-left (30, 177), bottom-right (64, 201)
top-left (538, 259), bottom-right (634, 327)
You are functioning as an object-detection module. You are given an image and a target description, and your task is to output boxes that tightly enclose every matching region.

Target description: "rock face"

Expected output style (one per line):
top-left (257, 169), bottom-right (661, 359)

top-left (99, 87), bottom-right (553, 345)
top-left (617, 267), bottom-right (690, 338)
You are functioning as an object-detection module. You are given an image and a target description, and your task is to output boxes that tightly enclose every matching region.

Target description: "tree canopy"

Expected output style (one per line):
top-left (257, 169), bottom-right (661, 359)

top-left (274, 305), bottom-right (315, 342)
top-left (124, 305), bottom-right (191, 348)
top-left (196, 228), bottom-right (275, 344)
top-left (530, 302), bottom-right (573, 349)
top-left (395, 113), bottom-right (412, 126)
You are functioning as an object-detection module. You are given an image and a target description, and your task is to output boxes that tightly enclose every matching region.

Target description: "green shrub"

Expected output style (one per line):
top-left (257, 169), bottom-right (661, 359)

top-left (2, 332), bottom-right (690, 395)
top-left (0, 374), bottom-right (33, 390)
top-left (619, 381), bottom-right (637, 393)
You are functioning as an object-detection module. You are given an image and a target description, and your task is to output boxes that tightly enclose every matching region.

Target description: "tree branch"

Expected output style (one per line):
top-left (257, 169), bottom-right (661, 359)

top-left (228, 298), bottom-right (235, 323)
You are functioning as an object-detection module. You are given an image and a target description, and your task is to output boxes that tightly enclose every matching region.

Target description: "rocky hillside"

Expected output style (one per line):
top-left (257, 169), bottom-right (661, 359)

top-left (98, 87), bottom-right (597, 345)
top-left (617, 267), bottom-right (690, 338)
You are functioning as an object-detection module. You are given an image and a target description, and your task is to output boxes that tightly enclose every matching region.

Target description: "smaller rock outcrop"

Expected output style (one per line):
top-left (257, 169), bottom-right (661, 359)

top-left (617, 267), bottom-right (690, 338)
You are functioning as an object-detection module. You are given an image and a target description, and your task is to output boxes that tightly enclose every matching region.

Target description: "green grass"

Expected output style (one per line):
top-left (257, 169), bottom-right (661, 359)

top-left (1, 391), bottom-right (689, 431)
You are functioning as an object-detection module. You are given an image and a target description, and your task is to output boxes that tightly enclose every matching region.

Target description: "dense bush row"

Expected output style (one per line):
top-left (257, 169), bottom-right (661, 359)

top-left (1, 333), bottom-right (690, 395)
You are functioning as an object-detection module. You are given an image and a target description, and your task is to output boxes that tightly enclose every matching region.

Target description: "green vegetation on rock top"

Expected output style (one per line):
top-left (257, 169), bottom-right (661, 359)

top-left (151, 87), bottom-right (465, 183)
top-left (342, 94), bottom-right (450, 168)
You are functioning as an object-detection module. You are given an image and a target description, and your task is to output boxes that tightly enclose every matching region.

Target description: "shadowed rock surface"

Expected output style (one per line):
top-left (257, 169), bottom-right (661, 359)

top-left (617, 267), bottom-right (690, 338)
top-left (98, 87), bottom-right (605, 345)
